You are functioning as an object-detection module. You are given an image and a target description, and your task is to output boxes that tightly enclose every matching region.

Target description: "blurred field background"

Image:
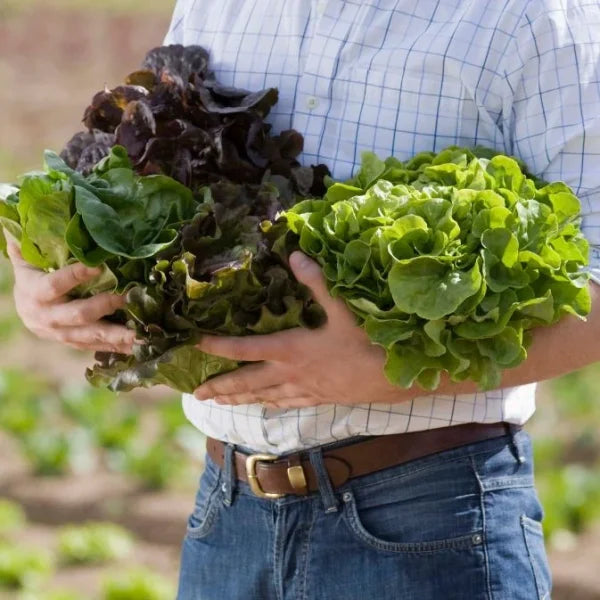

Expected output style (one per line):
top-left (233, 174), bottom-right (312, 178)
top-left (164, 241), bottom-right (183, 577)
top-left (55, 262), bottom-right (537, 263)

top-left (0, 1), bottom-right (599, 598)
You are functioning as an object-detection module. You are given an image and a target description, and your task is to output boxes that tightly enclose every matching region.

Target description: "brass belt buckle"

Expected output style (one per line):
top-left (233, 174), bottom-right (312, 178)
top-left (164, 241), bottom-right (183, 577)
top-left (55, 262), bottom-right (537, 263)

top-left (245, 454), bottom-right (285, 499)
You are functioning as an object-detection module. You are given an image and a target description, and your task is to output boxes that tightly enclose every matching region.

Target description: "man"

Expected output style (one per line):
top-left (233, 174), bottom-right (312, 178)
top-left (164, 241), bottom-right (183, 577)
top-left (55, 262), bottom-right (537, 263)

top-left (6, 0), bottom-right (600, 598)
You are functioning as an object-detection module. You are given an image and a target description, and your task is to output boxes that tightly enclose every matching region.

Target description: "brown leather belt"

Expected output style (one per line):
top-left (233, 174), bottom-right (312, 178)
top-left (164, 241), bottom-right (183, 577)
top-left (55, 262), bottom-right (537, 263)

top-left (206, 422), bottom-right (519, 499)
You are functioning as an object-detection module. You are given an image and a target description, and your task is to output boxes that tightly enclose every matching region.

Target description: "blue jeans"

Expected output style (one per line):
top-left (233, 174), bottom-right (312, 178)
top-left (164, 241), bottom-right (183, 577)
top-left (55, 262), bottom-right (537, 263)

top-left (176, 429), bottom-right (552, 600)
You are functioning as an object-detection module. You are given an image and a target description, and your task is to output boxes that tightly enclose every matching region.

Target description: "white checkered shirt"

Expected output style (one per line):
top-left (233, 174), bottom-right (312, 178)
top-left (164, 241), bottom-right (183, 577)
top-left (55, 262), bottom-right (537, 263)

top-left (165, 0), bottom-right (600, 454)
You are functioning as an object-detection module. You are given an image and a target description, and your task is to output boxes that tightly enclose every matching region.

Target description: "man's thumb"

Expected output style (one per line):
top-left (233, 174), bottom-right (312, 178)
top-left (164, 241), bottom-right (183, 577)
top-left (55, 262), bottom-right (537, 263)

top-left (289, 251), bottom-right (336, 311)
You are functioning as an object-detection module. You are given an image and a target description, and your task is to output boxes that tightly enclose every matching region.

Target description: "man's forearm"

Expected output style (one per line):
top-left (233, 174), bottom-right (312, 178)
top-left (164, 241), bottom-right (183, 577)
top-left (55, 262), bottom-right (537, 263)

top-left (429, 281), bottom-right (600, 398)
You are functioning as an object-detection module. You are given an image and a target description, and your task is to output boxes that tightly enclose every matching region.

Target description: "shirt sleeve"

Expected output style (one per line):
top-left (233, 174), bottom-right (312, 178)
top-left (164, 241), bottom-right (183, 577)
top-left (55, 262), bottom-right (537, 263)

top-left (162, 0), bottom-right (190, 45)
top-left (504, 1), bottom-right (600, 285)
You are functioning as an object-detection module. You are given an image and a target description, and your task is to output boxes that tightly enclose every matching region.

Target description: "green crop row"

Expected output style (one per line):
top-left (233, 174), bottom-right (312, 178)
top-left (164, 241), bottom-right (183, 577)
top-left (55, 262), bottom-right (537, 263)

top-left (0, 500), bottom-right (174, 598)
top-left (0, 368), bottom-right (204, 489)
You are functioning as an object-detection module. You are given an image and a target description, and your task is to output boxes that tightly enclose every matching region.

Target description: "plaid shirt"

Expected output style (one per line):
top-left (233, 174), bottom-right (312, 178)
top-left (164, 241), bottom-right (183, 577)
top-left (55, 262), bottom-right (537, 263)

top-left (165, 0), bottom-right (600, 453)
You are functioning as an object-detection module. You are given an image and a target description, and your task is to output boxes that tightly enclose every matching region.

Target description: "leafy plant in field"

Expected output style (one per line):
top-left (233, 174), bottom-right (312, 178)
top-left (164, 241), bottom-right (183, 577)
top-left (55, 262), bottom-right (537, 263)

top-left (101, 568), bottom-right (175, 600)
top-left (21, 430), bottom-right (74, 476)
top-left (57, 522), bottom-right (133, 565)
top-left (536, 463), bottom-right (600, 541)
top-left (45, 592), bottom-right (84, 600)
top-left (0, 310), bottom-right (23, 342)
top-left (59, 386), bottom-right (138, 451)
top-left (532, 365), bottom-right (600, 543)
top-left (124, 440), bottom-right (185, 490)
top-left (157, 398), bottom-right (190, 438)
top-left (549, 363), bottom-right (600, 423)
top-left (0, 500), bottom-right (26, 538)
top-left (0, 367), bottom-right (200, 485)
top-left (0, 370), bottom-right (47, 435)
top-left (0, 543), bottom-right (52, 590)
top-left (18, 590), bottom-right (84, 600)
top-left (0, 370), bottom-right (79, 475)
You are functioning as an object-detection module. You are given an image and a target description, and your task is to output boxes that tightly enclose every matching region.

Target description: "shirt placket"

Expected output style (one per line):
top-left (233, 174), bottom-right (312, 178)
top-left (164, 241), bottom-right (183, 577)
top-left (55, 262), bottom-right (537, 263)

top-left (293, 0), bottom-right (358, 163)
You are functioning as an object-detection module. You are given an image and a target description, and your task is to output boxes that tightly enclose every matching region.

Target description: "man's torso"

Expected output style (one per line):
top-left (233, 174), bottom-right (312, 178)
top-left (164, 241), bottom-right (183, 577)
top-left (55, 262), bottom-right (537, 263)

top-left (164, 0), bottom-right (599, 453)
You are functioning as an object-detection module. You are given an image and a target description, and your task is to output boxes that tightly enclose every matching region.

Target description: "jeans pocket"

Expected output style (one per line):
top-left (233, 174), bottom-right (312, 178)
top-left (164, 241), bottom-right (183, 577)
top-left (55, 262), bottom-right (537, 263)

top-left (186, 464), bottom-right (222, 539)
top-left (341, 488), bottom-right (485, 554)
top-left (521, 515), bottom-right (552, 600)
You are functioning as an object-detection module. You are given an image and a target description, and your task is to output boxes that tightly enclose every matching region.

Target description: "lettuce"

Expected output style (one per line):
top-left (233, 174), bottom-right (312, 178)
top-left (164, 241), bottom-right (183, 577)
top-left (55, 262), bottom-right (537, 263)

top-left (2, 44), bottom-right (589, 395)
top-left (0, 45), bottom-right (329, 395)
top-left (1, 147), bottom-right (198, 297)
top-left (102, 568), bottom-right (174, 600)
top-left (283, 147), bottom-right (591, 390)
top-left (57, 523), bottom-right (133, 565)
top-left (61, 44), bottom-right (328, 196)
top-left (86, 180), bottom-right (326, 393)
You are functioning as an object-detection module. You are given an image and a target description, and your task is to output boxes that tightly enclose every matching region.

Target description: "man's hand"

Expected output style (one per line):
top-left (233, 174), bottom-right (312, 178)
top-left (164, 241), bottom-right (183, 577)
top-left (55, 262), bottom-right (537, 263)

top-left (5, 236), bottom-right (136, 354)
top-left (193, 251), bottom-right (415, 409)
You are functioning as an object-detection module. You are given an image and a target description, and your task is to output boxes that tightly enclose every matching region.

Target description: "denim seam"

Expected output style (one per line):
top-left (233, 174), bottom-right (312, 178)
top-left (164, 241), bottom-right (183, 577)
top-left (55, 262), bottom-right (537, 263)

top-left (470, 454), bottom-right (494, 600)
top-left (298, 503), bottom-right (317, 600)
top-left (520, 514), bottom-right (548, 600)
top-left (273, 504), bottom-right (284, 600)
top-left (186, 471), bottom-right (223, 539)
top-left (480, 477), bottom-right (534, 491)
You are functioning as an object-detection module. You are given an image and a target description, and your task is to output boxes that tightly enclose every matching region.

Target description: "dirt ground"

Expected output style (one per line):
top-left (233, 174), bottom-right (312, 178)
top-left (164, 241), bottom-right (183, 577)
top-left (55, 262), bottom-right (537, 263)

top-left (1, 3), bottom-right (599, 599)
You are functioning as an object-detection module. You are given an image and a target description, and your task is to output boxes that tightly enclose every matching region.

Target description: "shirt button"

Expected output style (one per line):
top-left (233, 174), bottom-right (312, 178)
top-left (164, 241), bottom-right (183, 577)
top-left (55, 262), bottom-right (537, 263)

top-left (306, 96), bottom-right (319, 110)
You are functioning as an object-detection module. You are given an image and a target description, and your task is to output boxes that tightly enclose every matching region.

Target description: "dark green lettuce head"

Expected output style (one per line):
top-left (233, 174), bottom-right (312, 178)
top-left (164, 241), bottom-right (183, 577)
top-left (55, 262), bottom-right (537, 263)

top-left (87, 177), bottom-right (326, 393)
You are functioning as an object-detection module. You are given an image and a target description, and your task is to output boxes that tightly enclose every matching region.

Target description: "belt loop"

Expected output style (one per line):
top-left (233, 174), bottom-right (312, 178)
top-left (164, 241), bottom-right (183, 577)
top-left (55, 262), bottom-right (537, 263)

top-left (506, 423), bottom-right (526, 464)
top-left (309, 448), bottom-right (339, 514)
top-left (221, 443), bottom-right (237, 506)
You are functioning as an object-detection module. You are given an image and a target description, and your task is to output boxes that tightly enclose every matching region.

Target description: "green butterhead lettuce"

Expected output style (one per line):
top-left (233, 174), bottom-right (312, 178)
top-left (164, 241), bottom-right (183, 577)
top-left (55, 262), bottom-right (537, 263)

top-left (283, 146), bottom-right (591, 391)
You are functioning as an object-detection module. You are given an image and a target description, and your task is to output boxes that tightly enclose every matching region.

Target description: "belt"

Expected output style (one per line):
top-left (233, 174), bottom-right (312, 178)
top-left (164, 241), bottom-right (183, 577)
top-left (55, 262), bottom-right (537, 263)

top-left (206, 422), bottom-right (519, 499)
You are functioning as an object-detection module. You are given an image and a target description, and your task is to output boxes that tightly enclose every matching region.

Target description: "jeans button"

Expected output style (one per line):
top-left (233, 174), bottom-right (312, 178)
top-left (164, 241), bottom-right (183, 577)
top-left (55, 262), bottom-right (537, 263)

top-left (472, 533), bottom-right (483, 545)
top-left (342, 491), bottom-right (352, 502)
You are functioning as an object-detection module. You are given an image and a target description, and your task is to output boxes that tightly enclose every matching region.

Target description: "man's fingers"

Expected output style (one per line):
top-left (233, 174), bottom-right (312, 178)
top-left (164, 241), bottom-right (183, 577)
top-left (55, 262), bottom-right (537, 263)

top-left (45, 293), bottom-right (126, 327)
top-left (196, 328), bottom-right (308, 362)
top-left (5, 237), bottom-right (38, 275)
top-left (38, 263), bottom-right (103, 303)
top-left (194, 362), bottom-right (281, 400)
top-left (56, 322), bottom-right (136, 353)
top-left (289, 251), bottom-right (353, 324)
